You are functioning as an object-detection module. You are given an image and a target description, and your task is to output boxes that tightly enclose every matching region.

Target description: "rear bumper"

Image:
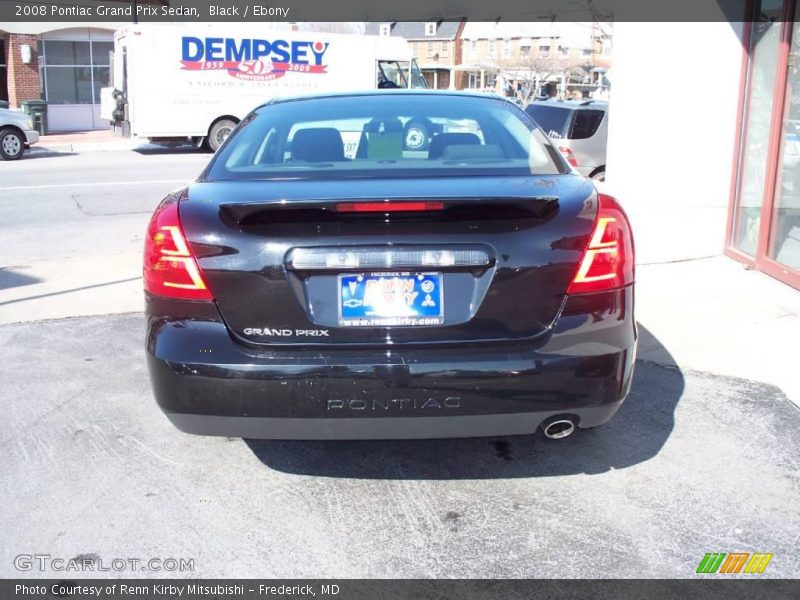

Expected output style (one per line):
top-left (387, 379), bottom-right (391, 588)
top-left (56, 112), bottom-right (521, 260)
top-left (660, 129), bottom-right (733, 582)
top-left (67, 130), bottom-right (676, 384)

top-left (146, 287), bottom-right (636, 440)
top-left (164, 403), bottom-right (624, 440)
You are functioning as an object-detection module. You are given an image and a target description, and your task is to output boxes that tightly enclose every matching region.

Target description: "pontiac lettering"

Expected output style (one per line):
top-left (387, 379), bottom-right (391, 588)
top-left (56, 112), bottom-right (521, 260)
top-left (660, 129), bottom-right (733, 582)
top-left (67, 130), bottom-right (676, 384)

top-left (326, 397), bottom-right (462, 410)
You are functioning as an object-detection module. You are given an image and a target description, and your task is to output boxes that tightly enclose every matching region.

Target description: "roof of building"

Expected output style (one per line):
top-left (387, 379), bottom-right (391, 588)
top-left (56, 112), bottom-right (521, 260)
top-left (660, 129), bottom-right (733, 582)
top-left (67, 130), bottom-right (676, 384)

top-left (365, 21), bottom-right (462, 40)
top-left (461, 21), bottom-right (595, 49)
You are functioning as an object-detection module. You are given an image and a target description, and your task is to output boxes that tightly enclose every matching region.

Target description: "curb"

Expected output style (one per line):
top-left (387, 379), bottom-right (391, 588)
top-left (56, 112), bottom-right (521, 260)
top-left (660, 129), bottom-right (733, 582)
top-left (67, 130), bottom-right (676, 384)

top-left (30, 141), bottom-right (146, 154)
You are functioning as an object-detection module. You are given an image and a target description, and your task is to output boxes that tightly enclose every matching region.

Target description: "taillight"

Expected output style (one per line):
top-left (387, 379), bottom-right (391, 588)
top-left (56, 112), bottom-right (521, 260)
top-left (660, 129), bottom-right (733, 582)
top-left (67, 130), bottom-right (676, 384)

top-left (567, 194), bottom-right (634, 294)
top-left (335, 201), bottom-right (444, 213)
top-left (559, 146), bottom-right (578, 168)
top-left (143, 199), bottom-right (213, 301)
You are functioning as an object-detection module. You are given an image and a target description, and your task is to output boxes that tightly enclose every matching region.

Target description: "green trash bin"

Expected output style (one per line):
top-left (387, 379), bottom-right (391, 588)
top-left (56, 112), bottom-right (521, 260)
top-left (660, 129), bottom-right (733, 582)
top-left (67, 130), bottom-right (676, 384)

top-left (0, 100), bottom-right (9, 109)
top-left (20, 99), bottom-right (48, 135)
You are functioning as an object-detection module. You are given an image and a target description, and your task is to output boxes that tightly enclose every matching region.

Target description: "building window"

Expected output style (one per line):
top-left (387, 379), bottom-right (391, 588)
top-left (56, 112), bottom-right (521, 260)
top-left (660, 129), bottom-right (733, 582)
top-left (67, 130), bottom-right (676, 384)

top-left (40, 38), bottom-right (112, 105)
top-left (469, 39), bottom-right (477, 55)
top-left (520, 45), bottom-right (531, 58)
top-left (427, 41), bottom-right (434, 56)
top-left (0, 39), bottom-right (8, 102)
top-left (379, 24), bottom-right (391, 37)
top-left (425, 22), bottom-right (437, 36)
top-left (539, 45), bottom-right (550, 58)
top-left (560, 46), bottom-right (569, 58)
top-left (503, 39), bottom-right (511, 59)
top-left (488, 39), bottom-right (496, 58)
top-left (441, 41), bottom-right (449, 57)
top-left (582, 48), bottom-right (592, 57)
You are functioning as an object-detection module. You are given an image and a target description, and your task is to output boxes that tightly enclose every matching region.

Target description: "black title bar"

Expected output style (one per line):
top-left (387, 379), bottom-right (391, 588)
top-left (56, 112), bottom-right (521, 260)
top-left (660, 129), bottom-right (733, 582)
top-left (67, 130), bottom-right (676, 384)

top-left (0, 0), bottom-right (751, 23)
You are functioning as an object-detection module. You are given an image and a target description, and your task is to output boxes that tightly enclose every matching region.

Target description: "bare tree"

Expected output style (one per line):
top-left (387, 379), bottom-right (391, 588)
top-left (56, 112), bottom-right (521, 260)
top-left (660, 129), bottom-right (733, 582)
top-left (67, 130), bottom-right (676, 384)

top-left (495, 54), bottom-right (556, 103)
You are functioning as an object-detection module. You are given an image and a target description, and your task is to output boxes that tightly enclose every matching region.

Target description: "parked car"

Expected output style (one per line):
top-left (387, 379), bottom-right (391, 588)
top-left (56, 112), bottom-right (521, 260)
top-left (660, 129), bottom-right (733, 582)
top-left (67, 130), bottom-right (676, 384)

top-left (525, 99), bottom-right (608, 181)
top-left (0, 108), bottom-right (39, 160)
top-left (144, 91), bottom-right (636, 441)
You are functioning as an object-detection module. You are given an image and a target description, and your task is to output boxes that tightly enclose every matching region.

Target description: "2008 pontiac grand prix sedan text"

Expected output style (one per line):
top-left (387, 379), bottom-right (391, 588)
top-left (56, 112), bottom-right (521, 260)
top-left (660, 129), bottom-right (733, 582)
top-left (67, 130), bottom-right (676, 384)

top-left (144, 91), bottom-right (636, 440)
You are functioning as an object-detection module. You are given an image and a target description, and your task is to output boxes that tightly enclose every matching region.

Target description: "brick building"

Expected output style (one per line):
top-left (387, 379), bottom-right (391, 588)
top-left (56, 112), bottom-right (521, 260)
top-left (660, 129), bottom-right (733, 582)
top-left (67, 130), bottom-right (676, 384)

top-left (1, 24), bottom-right (120, 131)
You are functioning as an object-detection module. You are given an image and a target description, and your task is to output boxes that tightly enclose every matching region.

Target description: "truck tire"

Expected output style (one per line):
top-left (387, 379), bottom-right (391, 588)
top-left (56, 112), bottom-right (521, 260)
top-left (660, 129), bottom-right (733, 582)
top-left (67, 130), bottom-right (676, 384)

top-left (0, 127), bottom-right (24, 161)
top-left (403, 120), bottom-right (431, 151)
top-left (590, 168), bottom-right (606, 182)
top-left (207, 118), bottom-right (238, 152)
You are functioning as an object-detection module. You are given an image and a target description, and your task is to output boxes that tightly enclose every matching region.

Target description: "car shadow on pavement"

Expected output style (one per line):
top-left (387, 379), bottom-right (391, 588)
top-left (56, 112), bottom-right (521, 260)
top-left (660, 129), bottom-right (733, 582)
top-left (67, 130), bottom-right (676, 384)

top-left (245, 324), bottom-right (684, 480)
top-left (0, 267), bottom-right (42, 291)
top-left (134, 146), bottom-right (206, 155)
top-left (22, 150), bottom-right (77, 160)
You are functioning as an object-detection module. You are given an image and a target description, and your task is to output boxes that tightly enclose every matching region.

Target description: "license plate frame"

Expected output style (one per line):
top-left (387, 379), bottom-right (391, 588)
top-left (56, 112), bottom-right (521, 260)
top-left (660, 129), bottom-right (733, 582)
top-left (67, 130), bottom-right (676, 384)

top-left (338, 271), bottom-right (444, 327)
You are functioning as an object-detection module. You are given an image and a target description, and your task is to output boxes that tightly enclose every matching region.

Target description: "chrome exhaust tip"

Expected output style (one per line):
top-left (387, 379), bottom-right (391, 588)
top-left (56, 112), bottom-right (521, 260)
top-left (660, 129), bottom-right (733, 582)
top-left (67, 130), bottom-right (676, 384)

top-left (543, 419), bottom-right (576, 440)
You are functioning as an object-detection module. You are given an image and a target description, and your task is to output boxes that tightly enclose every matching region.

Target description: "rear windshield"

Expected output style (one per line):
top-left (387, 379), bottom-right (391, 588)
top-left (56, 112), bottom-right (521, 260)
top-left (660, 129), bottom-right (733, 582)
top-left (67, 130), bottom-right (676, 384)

top-left (206, 94), bottom-right (565, 181)
top-left (524, 103), bottom-right (572, 139)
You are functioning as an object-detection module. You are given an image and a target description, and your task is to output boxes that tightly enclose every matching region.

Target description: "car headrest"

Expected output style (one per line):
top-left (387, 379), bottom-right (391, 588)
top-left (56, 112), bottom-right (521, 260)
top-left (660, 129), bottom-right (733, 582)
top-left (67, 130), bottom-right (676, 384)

top-left (292, 128), bottom-right (345, 162)
top-left (428, 133), bottom-right (481, 159)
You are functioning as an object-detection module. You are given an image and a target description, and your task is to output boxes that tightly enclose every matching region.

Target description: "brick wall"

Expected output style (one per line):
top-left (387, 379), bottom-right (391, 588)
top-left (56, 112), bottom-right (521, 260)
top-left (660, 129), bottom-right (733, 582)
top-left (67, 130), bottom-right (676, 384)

top-left (6, 34), bottom-right (41, 108)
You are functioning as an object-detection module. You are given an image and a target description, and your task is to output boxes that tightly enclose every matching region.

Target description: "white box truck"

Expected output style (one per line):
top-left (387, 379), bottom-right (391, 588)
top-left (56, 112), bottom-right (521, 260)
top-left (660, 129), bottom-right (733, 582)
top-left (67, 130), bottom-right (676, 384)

top-left (100, 24), bottom-right (427, 151)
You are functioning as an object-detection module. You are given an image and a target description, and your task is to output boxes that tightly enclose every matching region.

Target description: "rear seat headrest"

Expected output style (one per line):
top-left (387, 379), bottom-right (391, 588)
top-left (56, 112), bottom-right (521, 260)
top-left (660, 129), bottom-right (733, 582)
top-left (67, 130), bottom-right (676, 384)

top-left (428, 133), bottom-right (481, 159)
top-left (292, 128), bottom-right (345, 162)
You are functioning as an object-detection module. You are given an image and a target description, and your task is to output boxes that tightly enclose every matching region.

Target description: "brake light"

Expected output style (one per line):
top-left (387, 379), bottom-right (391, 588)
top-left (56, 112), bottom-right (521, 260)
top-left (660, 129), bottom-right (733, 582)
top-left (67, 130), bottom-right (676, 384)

top-left (143, 200), bottom-right (213, 300)
top-left (567, 194), bottom-right (634, 294)
top-left (335, 201), bottom-right (444, 213)
top-left (559, 146), bottom-right (578, 168)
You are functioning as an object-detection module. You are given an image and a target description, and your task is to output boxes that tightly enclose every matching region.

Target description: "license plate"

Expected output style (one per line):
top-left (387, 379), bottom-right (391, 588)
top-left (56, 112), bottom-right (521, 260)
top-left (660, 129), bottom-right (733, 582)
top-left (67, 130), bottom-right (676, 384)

top-left (339, 272), bottom-right (443, 327)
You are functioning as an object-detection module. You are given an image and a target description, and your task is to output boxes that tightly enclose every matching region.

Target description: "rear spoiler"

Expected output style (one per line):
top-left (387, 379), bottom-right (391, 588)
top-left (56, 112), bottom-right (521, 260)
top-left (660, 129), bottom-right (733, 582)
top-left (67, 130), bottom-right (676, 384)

top-left (220, 197), bottom-right (559, 225)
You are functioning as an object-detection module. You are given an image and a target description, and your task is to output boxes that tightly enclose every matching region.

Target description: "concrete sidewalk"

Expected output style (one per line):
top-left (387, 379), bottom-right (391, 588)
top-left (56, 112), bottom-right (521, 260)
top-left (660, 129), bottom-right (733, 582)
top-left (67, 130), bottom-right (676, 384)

top-left (31, 129), bottom-right (195, 154)
top-left (636, 255), bottom-right (800, 406)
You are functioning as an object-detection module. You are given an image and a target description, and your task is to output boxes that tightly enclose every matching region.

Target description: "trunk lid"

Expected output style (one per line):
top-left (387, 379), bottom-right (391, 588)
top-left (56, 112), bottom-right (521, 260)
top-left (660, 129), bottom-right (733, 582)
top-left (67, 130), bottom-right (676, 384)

top-left (178, 174), bottom-right (597, 346)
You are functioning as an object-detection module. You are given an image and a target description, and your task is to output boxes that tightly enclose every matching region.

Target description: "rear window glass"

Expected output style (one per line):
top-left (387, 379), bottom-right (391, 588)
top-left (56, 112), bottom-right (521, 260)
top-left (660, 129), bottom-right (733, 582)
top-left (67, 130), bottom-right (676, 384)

top-left (570, 109), bottom-right (605, 140)
top-left (207, 94), bottom-right (565, 181)
top-left (524, 103), bottom-right (572, 139)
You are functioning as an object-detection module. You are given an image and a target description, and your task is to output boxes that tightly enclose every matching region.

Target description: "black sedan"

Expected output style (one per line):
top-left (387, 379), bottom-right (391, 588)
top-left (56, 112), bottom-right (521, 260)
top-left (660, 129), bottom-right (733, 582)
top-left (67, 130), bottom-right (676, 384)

top-left (144, 91), bottom-right (636, 440)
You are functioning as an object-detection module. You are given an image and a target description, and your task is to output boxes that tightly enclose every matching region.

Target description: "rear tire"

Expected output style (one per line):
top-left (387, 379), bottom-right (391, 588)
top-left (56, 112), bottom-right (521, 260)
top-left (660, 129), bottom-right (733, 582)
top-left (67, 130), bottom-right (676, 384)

top-left (207, 118), bottom-right (238, 152)
top-left (0, 127), bottom-right (24, 161)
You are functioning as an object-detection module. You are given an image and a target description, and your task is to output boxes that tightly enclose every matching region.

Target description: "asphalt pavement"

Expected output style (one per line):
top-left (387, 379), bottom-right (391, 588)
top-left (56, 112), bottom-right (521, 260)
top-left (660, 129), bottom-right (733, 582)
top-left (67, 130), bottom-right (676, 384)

top-left (0, 148), bottom-right (798, 579)
top-left (1, 312), bottom-right (798, 578)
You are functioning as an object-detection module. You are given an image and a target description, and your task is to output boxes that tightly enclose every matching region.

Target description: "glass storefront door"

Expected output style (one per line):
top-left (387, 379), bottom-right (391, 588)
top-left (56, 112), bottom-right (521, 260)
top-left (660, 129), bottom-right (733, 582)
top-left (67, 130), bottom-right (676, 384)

top-left (730, 1), bottom-right (784, 257)
top-left (769, 15), bottom-right (800, 271)
top-left (728, 0), bottom-right (800, 288)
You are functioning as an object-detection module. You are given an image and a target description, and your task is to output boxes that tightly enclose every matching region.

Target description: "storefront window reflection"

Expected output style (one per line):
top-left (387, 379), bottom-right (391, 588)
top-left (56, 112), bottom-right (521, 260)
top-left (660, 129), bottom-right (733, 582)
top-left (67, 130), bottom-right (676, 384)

top-left (731, 1), bottom-right (784, 256)
top-left (770, 14), bottom-right (800, 269)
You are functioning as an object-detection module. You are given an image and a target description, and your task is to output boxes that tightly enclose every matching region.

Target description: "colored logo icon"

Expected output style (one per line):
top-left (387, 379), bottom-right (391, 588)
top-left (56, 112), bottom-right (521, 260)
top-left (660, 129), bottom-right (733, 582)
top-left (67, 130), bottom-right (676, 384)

top-left (696, 552), bottom-right (773, 574)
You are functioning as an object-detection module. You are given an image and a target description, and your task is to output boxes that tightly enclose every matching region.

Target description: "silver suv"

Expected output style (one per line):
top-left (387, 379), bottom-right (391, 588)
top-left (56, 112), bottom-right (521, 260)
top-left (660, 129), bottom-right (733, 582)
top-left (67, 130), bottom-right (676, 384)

top-left (525, 100), bottom-right (608, 181)
top-left (0, 108), bottom-right (39, 160)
